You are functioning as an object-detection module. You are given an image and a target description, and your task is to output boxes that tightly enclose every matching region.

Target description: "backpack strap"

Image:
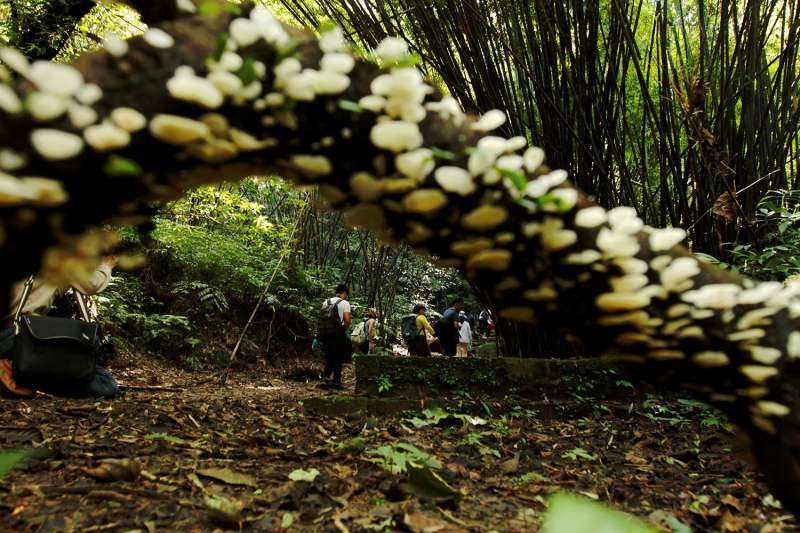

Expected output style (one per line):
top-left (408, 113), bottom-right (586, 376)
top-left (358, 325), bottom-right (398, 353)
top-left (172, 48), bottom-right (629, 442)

top-left (13, 275), bottom-right (35, 333)
top-left (331, 297), bottom-right (342, 324)
top-left (13, 275), bottom-right (35, 325)
top-left (74, 290), bottom-right (91, 322)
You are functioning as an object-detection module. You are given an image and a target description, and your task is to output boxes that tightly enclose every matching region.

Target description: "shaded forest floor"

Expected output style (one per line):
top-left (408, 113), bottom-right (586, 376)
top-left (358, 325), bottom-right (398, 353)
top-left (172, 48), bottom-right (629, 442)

top-left (0, 354), bottom-right (796, 532)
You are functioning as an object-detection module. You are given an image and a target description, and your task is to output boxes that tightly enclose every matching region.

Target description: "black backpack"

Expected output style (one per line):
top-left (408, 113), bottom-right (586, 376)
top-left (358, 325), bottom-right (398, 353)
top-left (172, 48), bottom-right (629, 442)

top-left (317, 298), bottom-right (343, 337)
top-left (401, 315), bottom-right (420, 342)
top-left (433, 316), bottom-right (451, 341)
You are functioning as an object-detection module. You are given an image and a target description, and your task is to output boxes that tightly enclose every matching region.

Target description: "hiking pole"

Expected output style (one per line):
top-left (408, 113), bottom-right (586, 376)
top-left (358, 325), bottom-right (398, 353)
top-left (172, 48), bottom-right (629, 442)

top-left (220, 208), bottom-right (305, 385)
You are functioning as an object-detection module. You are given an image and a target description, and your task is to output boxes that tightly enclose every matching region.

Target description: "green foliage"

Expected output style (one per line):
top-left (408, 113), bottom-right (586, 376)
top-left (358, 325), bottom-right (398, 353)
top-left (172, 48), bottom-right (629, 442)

top-left (104, 156), bottom-right (142, 177)
top-left (406, 407), bottom-right (488, 428)
top-left (375, 374), bottom-right (393, 394)
top-left (172, 281), bottom-right (229, 317)
top-left (727, 190), bottom-right (800, 280)
top-left (101, 276), bottom-right (196, 359)
top-left (153, 221), bottom-right (277, 299)
top-left (512, 471), bottom-right (549, 486)
top-left (561, 447), bottom-right (597, 462)
top-left (366, 442), bottom-right (441, 474)
top-left (0, 448), bottom-right (51, 478)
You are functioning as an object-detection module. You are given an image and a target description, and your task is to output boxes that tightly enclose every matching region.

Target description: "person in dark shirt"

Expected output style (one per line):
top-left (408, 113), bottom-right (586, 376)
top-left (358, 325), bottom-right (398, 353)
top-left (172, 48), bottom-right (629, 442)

top-left (439, 298), bottom-right (463, 357)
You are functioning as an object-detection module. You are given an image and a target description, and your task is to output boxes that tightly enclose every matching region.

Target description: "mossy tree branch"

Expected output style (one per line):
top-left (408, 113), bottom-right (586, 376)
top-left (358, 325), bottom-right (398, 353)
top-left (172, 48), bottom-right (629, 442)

top-left (2, 2), bottom-right (800, 511)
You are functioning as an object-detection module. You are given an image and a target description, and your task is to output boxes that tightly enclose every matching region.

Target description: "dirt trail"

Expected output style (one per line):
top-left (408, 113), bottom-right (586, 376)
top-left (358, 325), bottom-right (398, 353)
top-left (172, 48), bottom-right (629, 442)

top-left (0, 355), bottom-right (795, 532)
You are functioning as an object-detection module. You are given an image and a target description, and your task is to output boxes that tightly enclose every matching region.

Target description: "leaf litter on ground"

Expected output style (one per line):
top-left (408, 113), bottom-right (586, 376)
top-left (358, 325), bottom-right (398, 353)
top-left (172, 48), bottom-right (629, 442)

top-left (0, 356), bottom-right (795, 531)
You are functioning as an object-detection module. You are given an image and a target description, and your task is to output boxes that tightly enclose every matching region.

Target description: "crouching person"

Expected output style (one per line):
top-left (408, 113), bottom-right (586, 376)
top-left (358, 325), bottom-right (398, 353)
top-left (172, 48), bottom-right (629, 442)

top-left (0, 257), bottom-right (119, 399)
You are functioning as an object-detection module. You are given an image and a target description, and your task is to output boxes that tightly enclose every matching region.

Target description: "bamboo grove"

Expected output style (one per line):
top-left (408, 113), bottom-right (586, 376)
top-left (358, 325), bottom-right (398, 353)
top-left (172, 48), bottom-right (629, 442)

top-left (277, 0), bottom-right (800, 356)
top-left (281, 0), bottom-right (800, 254)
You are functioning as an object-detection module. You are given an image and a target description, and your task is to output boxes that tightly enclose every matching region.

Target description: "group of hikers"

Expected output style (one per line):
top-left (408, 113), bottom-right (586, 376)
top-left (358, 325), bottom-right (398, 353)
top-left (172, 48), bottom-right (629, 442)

top-left (1, 272), bottom-right (494, 395)
top-left (403, 299), bottom-right (478, 358)
top-left (314, 284), bottom-right (494, 388)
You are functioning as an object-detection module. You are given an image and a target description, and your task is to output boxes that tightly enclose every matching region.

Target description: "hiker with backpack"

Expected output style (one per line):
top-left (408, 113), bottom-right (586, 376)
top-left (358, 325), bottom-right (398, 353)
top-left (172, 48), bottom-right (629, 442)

top-left (436, 298), bottom-right (463, 357)
top-left (402, 303), bottom-right (436, 357)
top-left (351, 308), bottom-right (377, 354)
top-left (316, 284), bottom-right (352, 388)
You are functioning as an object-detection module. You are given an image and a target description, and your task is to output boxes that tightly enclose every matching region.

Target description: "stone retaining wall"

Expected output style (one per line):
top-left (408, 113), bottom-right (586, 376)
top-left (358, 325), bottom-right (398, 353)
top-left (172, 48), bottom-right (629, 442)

top-left (354, 355), bottom-right (627, 399)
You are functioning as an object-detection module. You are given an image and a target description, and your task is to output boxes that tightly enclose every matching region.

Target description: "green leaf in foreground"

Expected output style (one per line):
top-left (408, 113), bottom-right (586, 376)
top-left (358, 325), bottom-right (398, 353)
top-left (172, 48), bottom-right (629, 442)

top-left (497, 167), bottom-right (528, 191)
top-left (235, 57), bottom-right (258, 86)
top-left (0, 447), bottom-right (52, 478)
top-left (209, 31), bottom-right (229, 61)
top-left (104, 155), bottom-right (142, 177)
top-left (542, 492), bottom-right (658, 533)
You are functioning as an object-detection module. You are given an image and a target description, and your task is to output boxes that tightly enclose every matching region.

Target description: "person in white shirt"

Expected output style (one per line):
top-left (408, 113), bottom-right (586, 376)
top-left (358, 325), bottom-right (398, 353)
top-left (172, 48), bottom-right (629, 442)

top-left (457, 315), bottom-right (472, 357)
top-left (318, 283), bottom-right (351, 388)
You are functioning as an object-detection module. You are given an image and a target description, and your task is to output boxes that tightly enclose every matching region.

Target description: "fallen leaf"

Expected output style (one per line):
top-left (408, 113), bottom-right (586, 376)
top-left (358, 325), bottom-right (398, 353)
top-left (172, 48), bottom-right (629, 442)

top-left (404, 512), bottom-right (467, 533)
top-left (204, 494), bottom-right (244, 527)
top-left (720, 494), bottom-right (743, 512)
top-left (288, 468), bottom-right (319, 482)
top-left (500, 453), bottom-right (520, 474)
top-left (712, 192), bottom-right (736, 221)
top-left (717, 510), bottom-right (746, 532)
top-left (331, 463), bottom-right (355, 478)
top-left (197, 467), bottom-right (257, 488)
top-left (647, 510), bottom-right (691, 533)
top-left (405, 464), bottom-right (457, 499)
top-left (281, 512), bottom-right (296, 528)
top-left (84, 458), bottom-right (140, 482)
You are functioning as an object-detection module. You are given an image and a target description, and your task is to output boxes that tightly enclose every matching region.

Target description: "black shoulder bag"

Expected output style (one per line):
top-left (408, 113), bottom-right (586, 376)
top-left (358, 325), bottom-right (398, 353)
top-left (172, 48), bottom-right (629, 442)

top-left (10, 277), bottom-right (99, 389)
